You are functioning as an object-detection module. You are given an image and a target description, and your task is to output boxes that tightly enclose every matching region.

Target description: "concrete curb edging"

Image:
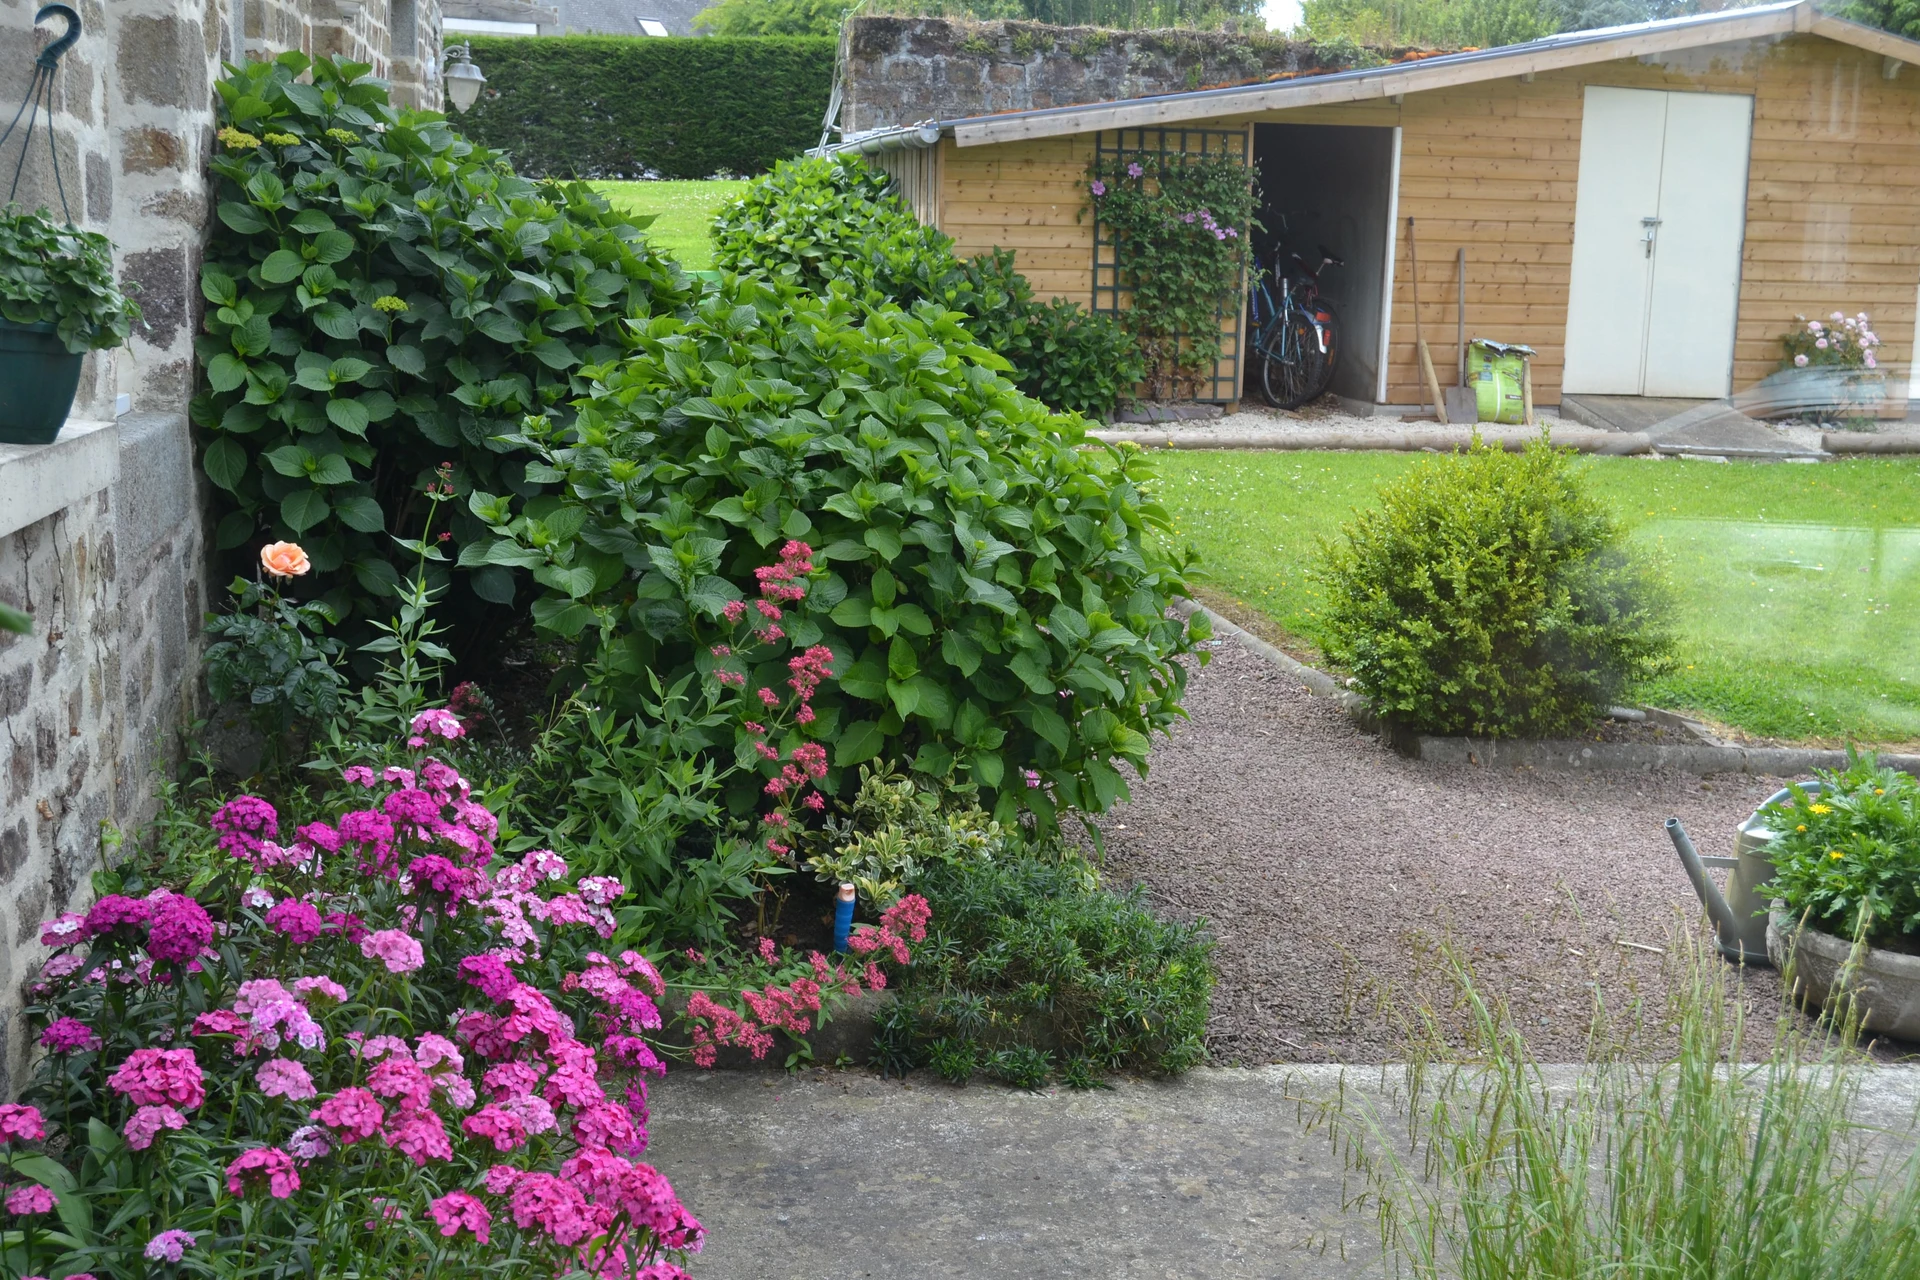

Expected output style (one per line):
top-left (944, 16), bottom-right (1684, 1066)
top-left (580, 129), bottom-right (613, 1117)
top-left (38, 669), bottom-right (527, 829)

top-left (1180, 600), bottom-right (1920, 778)
top-left (1095, 426), bottom-right (1654, 454)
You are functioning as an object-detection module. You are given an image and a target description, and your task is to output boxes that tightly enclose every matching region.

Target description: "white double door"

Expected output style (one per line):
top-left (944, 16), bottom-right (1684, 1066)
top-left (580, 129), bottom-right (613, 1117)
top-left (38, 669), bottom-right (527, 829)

top-left (1562, 85), bottom-right (1754, 398)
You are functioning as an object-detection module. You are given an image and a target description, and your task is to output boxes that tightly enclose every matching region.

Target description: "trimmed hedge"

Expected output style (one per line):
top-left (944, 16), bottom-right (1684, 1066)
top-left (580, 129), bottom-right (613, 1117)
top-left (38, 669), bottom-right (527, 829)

top-left (457, 36), bottom-right (835, 180)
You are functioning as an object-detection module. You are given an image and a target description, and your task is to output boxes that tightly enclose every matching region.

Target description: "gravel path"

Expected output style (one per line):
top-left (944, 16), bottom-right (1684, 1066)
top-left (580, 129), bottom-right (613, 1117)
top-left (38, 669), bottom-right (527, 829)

top-left (1101, 638), bottom-right (1792, 1065)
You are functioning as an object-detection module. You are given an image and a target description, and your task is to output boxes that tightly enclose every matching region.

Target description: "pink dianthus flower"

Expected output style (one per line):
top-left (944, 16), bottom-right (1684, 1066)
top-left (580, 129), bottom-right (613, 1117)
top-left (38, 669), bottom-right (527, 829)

top-left (310, 1087), bottom-right (384, 1143)
top-left (39, 1017), bottom-right (99, 1053)
top-left (0, 1105), bottom-right (45, 1143)
top-left (123, 1104), bottom-right (188, 1151)
top-left (385, 1106), bottom-right (453, 1166)
top-left (360, 928), bottom-right (425, 974)
top-left (429, 1189), bottom-right (493, 1243)
top-left (146, 894), bottom-right (214, 964)
top-left (6, 1184), bottom-right (55, 1214)
top-left (226, 1147), bottom-right (300, 1199)
top-left (265, 899), bottom-right (324, 945)
top-left (108, 1048), bottom-right (205, 1110)
top-left (256, 1058), bottom-right (317, 1101)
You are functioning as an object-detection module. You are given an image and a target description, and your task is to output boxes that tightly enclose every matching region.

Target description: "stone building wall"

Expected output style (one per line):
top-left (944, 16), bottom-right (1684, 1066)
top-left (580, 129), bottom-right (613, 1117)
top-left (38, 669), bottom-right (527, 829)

top-left (843, 16), bottom-right (1395, 132)
top-left (0, 0), bottom-right (443, 1093)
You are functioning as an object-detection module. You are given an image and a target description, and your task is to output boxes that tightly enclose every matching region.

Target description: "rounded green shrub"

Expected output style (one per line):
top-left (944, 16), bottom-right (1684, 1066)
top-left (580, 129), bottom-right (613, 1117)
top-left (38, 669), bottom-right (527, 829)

top-left (471, 275), bottom-right (1206, 824)
top-left (712, 155), bottom-right (1141, 419)
top-left (1314, 436), bottom-right (1672, 737)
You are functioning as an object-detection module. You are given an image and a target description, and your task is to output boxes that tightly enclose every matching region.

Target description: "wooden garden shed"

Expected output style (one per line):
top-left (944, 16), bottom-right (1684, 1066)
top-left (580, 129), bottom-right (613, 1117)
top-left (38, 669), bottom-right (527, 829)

top-left (833, 1), bottom-right (1920, 414)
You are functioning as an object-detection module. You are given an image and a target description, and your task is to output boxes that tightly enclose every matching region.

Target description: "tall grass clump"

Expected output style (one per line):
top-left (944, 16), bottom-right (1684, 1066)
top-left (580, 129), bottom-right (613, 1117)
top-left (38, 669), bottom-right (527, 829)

top-left (1318, 934), bottom-right (1920, 1280)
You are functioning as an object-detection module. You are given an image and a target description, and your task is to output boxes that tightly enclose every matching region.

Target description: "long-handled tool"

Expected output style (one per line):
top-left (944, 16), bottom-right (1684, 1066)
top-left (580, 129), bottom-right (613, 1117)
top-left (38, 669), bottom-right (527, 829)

top-left (1407, 217), bottom-right (1446, 422)
top-left (1442, 247), bottom-right (1479, 425)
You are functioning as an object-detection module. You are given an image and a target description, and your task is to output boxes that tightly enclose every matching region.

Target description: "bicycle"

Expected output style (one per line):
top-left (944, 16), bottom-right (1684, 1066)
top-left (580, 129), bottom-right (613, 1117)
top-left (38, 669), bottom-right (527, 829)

top-left (1246, 245), bottom-right (1343, 409)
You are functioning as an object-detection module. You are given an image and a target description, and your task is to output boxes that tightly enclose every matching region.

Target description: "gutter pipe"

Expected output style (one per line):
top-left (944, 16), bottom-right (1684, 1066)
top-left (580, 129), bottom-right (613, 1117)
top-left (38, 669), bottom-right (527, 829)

top-left (825, 122), bottom-right (945, 157)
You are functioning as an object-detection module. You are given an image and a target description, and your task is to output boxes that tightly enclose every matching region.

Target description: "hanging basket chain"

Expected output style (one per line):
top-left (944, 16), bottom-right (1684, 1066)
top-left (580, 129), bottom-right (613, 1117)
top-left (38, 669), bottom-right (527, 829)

top-left (0, 4), bottom-right (80, 224)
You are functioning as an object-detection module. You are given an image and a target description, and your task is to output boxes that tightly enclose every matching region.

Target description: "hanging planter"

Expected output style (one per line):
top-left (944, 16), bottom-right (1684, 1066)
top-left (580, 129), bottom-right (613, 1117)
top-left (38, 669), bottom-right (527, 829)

top-left (0, 6), bottom-right (140, 445)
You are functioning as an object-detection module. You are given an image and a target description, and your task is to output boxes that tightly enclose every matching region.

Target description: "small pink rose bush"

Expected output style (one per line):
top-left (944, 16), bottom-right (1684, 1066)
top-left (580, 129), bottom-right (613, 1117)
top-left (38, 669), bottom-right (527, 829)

top-left (14, 730), bottom-right (701, 1279)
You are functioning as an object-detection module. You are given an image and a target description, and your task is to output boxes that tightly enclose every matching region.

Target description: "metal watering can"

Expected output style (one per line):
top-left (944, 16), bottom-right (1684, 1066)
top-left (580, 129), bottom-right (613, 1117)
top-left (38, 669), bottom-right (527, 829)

top-left (1666, 783), bottom-right (1819, 967)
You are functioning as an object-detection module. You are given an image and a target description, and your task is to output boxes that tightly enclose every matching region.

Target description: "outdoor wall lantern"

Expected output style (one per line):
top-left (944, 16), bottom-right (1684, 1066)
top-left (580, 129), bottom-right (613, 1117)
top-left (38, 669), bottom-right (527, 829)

top-left (443, 42), bottom-right (486, 113)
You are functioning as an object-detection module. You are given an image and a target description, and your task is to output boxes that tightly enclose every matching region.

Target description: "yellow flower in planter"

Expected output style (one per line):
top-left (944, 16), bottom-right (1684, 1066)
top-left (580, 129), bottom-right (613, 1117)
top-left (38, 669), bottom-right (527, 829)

top-left (1808, 803), bottom-right (1833, 815)
top-left (1829, 850), bottom-right (1844, 861)
top-left (1796, 824), bottom-right (1808, 832)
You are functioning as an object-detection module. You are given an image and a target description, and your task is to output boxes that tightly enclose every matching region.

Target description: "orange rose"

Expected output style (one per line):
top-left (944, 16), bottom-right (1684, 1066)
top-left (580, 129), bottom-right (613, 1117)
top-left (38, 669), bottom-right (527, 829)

top-left (260, 541), bottom-right (310, 580)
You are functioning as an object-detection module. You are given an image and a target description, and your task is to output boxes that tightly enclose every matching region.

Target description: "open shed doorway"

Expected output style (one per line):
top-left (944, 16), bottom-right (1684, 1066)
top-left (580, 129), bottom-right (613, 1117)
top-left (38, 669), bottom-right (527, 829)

top-left (1251, 123), bottom-right (1398, 408)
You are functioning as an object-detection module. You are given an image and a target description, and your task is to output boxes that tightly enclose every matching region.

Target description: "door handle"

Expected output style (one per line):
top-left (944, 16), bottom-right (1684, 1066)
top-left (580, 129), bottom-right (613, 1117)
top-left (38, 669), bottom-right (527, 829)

top-left (1642, 216), bottom-right (1662, 258)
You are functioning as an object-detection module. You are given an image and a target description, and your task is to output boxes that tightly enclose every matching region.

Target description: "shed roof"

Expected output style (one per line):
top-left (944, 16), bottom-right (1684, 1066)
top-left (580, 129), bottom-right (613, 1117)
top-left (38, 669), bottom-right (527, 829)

top-left (837, 1), bottom-right (1920, 152)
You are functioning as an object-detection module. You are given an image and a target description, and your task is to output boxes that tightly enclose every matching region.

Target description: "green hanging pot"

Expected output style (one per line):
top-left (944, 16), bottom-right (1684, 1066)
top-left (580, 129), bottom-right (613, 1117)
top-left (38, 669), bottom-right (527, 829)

top-left (0, 318), bottom-right (83, 446)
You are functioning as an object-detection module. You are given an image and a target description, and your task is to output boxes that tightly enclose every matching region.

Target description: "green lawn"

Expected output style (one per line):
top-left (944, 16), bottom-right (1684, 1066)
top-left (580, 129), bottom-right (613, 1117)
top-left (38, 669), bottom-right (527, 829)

top-left (591, 179), bottom-right (747, 270)
top-left (1146, 451), bottom-right (1920, 745)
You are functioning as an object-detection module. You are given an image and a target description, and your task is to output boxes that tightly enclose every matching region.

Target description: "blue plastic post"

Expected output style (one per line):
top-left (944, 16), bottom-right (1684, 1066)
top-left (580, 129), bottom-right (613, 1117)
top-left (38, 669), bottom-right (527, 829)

top-left (832, 883), bottom-right (856, 953)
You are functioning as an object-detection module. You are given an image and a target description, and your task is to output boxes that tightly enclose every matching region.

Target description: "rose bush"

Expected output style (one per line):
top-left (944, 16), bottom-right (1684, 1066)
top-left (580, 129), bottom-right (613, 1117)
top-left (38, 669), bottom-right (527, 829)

top-left (10, 719), bottom-right (702, 1279)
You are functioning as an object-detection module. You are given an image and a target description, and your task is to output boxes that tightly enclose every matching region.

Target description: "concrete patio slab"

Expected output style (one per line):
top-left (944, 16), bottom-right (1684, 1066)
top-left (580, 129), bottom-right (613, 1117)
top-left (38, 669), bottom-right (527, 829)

top-left (647, 1063), bottom-right (1920, 1279)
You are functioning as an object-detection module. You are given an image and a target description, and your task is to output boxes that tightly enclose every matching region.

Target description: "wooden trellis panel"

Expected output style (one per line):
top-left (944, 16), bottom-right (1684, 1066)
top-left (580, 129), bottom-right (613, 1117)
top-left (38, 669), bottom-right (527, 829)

top-left (1091, 127), bottom-right (1252, 403)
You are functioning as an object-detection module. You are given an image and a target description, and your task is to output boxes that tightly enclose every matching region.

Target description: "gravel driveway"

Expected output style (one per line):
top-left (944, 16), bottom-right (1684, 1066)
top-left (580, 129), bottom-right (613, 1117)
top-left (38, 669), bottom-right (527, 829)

top-left (1102, 638), bottom-right (1794, 1064)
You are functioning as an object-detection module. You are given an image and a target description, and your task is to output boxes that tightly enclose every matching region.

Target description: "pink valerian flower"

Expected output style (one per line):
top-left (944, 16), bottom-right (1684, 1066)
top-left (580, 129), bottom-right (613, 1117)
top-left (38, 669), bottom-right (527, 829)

top-left (848, 922), bottom-right (912, 965)
top-left (384, 1105), bottom-right (453, 1166)
top-left (226, 1147), bottom-right (300, 1199)
top-left (123, 1104), bottom-right (188, 1151)
top-left (7, 1183), bottom-right (55, 1214)
top-left (146, 893), bottom-right (215, 963)
top-left (685, 991), bottom-right (775, 1067)
top-left (720, 599), bottom-right (747, 623)
top-left (429, 1189), bottom-right (493, 1243)
top-left (880, 894), bottom-right (932, 943)
top-left (755, 686), bottom-right (779, 708)
top-left (39, 1017), bottom-right (99, 1053)
top-left (802, 792), bottom-right (825, 811)
top-left (109, 1048), bottom-right (206, 1109)
top-left (0, 1105), bottom-right (45, 1144)
top-left (311, 1088), bottom-right (384, 1143)
top-left (361, 928), bottom-right (426, 974)
top-left (211, 795), bottom-right (278, 860)
top-left (39, 913), bottom-right (85, 948)
top-left (408, 706), bottom-right (465, 748)
top-left (256, 1058), bottom-right (317, 1101)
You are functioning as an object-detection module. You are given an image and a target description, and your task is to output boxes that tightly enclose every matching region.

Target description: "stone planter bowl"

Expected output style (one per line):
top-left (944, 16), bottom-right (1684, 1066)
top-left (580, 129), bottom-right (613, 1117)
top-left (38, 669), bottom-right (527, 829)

top-left (1767, 910), bottom-right (1920, 1040)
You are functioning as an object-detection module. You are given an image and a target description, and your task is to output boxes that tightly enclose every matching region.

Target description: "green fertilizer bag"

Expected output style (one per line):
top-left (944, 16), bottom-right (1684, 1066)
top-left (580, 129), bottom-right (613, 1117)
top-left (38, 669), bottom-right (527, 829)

top-left (1467, 339), bottom-right (1533, 425)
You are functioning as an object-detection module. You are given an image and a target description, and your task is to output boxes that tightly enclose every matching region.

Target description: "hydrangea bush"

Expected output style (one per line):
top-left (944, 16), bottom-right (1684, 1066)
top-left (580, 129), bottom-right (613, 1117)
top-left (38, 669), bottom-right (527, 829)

top-left (10, 719), bottom-right (701, 1279)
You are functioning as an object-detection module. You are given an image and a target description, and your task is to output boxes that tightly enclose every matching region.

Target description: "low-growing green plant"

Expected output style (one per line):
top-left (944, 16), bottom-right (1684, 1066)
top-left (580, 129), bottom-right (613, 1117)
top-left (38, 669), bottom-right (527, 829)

top-left (474, 276), bottom-right (1205, 825)
top-left (194, 53), bottom-right (695, 640)
top-left (871, 847), bottom-right (1215, 1086)
top-left (1759, 752), bottom-right (1920, 952)
top-left (804, 763), bottom-right (1009, 906)
top-left (715, 156), bottom-right (1140, 418)
top-left (1314, 933), bottom-right (1920, 1280)
top-left (0, 206), bottom-right (142, 352)
top-left (202, 571), bottom-right (347, 754)
top-left (1314, 435), bottom-right (1673, 737)
top-left (960, 249), bottom-right (1142, 418)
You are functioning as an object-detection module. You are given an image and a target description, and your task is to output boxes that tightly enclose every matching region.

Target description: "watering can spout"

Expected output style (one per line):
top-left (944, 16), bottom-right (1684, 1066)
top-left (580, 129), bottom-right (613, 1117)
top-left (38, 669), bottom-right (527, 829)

top-left (1667, 817), bottom-right (1769, 966)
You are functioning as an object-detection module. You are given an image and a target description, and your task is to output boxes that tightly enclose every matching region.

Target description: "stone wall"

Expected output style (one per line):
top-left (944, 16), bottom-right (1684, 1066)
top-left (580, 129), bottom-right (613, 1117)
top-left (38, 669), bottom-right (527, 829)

top-left (0, 0), bottom-right (443, 1092)
top-left (842, 17), bottom-right (1393, 133)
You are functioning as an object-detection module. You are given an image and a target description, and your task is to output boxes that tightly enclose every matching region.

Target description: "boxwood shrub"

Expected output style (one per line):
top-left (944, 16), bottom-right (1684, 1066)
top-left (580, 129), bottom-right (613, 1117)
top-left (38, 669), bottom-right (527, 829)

top-left (712, 155), bottom-right (1143, 419)
top-left (1314, 435), bottom-right (1673, 737)
top-left (468, 276), bottom-right (1206, 824)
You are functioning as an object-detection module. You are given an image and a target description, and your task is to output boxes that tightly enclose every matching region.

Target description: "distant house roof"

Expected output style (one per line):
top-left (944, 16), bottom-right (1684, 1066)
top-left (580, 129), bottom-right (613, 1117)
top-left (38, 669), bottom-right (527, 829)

top-left (553, 0), bottom-right (710, 36)
top-left (836, 0), bottom-right (1920, 152)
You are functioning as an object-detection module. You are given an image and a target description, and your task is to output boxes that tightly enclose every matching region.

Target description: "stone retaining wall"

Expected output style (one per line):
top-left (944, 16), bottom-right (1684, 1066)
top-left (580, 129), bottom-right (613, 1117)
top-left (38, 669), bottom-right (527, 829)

top-left (0, 0), bottom-right (444, 1093)
top-left (843, 16), bottom-right (1397, 132)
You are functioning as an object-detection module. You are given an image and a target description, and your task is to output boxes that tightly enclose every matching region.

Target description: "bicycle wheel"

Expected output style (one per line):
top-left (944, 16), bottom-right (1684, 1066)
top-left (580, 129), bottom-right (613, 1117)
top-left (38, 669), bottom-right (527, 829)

top-left (1260, 313), bottom-right (1326, 410)
top-left (1302, 299), bottom-right (1340, 402)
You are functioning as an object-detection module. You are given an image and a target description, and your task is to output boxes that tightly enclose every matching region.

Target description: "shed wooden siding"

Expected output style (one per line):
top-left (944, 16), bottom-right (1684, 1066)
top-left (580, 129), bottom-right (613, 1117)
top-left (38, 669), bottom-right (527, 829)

top-left (932, 33), bottom-right (1920, 407)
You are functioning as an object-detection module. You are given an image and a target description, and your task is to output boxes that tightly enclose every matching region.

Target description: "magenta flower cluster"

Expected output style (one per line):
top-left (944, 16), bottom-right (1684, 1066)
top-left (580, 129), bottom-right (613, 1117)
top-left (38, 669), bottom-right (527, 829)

top-left (18, 717), bottom-right (701, 1279)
